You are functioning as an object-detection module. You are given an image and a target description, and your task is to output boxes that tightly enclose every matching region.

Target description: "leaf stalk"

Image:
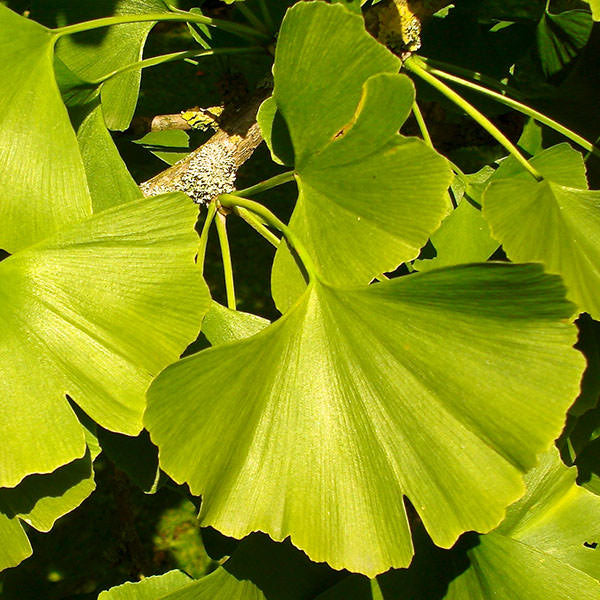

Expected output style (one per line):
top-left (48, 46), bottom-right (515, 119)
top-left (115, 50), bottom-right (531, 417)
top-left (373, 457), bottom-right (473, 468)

top-left (215, 212), bottom-right (237, 311)
top-left (234, 207), bottom-right (280, 248)
top-left (91, 46), bottom-right (264, 85)
top-left (52, 12), bottom-right (270, 42)
top-left (232, 171), bottom-right (296, 197)
top-left (416, 56), bottom-right (600, 159)
top-left (218, 194), bottom-right (318, 281)
top-left (404, 56), bottom-right (543, 181)
top-left (198, 202), bottom-right (217, 276)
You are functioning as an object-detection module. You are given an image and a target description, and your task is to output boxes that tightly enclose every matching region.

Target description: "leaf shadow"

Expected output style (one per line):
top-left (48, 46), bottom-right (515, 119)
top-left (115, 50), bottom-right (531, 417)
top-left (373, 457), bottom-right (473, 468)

top-left (220, 532), bottom-right (347, 600)
top-left (27, 0), bottom-right (120, 46)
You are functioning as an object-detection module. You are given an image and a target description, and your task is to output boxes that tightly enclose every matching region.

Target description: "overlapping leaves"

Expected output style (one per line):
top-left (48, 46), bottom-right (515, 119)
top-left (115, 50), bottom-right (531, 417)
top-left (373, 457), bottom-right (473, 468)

top-left (146, 263), bottom-right (583, 576)
top-left (259, 2), bottom-right (453, 310)
top-left (47, 0), bottom-right (171, 130)
top-left (0, 451), bottom-right (95, 571)
top-left (317, 449), bottom-right (600, 599)
top-left (483, 143), bottom-right (600, 319)
top-left (0, 193), bottom-right (207, 489)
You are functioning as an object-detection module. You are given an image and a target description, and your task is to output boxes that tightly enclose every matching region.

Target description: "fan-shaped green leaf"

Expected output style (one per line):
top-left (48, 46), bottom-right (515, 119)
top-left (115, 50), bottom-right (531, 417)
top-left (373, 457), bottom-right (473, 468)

top-left (264, 2), bottom-right (400, 165)
top-left (54, 55), bottom-right (141, 212)
top-left (492, 143), bottom-right (588, 188)
top-left (0, 5), bottom-right (92, 252)
top-left (537, 8), bottom-right (593, 77)
top-left (146, 263), bottom-right (582, 576)
top-left (415, 169), bottom-right (498, 271)
top-left (133, 130), bottom-right (191, 167)
top-left (261, 2), bottom-right (452, 310)
top-left (0, 193), bottom-right (207, 487)
top-left (483, 145), bottom-right (600, 318)
top-left (101, 569), bottom-right (262, 600)
top-left (0, 450), bottom-right (95, 572)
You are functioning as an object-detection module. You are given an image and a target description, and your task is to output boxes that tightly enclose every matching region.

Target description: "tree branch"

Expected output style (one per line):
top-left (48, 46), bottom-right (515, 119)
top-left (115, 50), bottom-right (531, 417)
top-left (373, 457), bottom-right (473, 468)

top-left (140, 87), bottom-right (269, 205)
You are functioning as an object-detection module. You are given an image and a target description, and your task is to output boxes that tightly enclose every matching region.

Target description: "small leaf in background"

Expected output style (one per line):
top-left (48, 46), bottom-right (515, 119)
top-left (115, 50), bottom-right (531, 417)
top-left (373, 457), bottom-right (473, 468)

top-left (415, 169), bottom-right (498, 272)
top-left (537, 6), bottom-right (593, 77)
top-left (146, 263), bottom-right (583, 576)
top-left (0, 451), bottom-right (95, 572)
top-left (518, 117), bottom-right (545, 155)
top-left (133, 129), bottom-right (191, 166)
top-left (201, 302), bottom-right (270, 346)
top-left (483, 144), bottom-right (600, 319)
top-left (0, 5), bottom-right (92, 253)
top-left (54, 55), bottom-right (142, 211)
top-left (44, 0), bottom-right (171, 130)
top-left (262, 2), bottom-right (452, 311)
top-left (0, 194), bottom-right (207, 487)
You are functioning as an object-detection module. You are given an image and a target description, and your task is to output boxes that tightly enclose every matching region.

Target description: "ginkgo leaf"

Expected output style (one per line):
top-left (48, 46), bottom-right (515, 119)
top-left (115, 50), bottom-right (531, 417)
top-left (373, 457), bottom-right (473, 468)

top-left (76, 101), bottom-right (142, 211)
top-left (260, 2), bottom-right (452, 311)
top-left (492, 143), bottom-right (588, 188)
top-left (415, 169), bottom-right (498, 272)
top-left (51, 0), bottom-right (170, 130)
top-left (0, 193), bottom-right (207, 487)
top-left (537, 6), bottom-right (593, 77)
top-left (133, 130), bottom-right (191, 167)
top-left (0, 5), bottom-right (92, 252)
top-left (316, 449), bottom-right (600, 599)
top-left (0, 450), bottom-right (95, 572)
top-left (101, 569), bottom-right (262, 600)
top-left (483, 145), bottom-right (600, 319)
top-left (145, 263), bottom-right (583, 576)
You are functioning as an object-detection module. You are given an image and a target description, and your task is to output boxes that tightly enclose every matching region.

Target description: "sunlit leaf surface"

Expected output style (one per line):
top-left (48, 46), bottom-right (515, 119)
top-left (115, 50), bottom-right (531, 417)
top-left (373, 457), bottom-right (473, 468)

top-left (98, 570), bottom-right (193, 599)
top-left (0, 5), bottom-right (91, 252)
top-left (0, 193), bottom-right (207, 487)
top-left (146, 263), bottom-right (582, 576)
top-left (260, 2), bottom-right (452, 311)
top-left (316, 449), bottom-right (600, 599)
